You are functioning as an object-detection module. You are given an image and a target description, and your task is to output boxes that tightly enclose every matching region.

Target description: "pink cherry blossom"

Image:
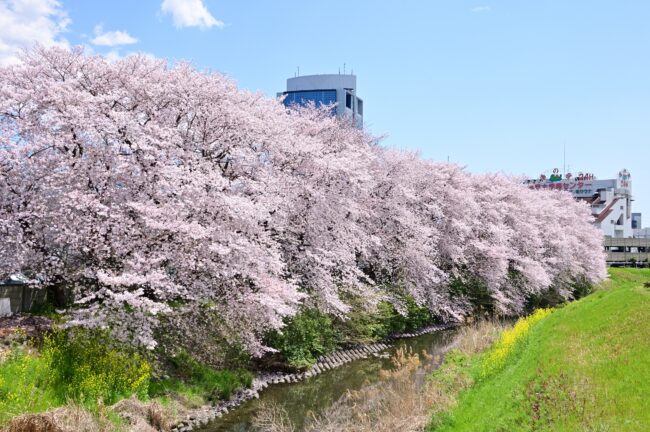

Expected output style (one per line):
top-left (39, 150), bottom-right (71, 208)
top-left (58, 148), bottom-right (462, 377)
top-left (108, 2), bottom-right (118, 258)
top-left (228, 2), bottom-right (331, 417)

top-left (0, 47), bottom-right (606, 353)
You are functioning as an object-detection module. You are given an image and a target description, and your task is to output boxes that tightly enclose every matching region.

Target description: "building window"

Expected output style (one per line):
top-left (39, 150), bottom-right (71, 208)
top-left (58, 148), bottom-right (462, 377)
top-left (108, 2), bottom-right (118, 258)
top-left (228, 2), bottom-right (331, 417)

top-left (357, 98), bottom-right (363, 116)
top-left (283, 90), bottom-right (338, 114)
top-left (346, 92), bottom-right (353, 109)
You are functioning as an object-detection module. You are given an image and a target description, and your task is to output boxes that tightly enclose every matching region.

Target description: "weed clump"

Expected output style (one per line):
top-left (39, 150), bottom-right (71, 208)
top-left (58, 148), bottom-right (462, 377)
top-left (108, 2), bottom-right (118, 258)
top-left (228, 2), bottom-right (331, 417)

top-left (43, 329), bottom-right (151, 405)
top-left (149, 350), bottom-right (252, 402)
top-left (0, 329), bottom-right (151, 423)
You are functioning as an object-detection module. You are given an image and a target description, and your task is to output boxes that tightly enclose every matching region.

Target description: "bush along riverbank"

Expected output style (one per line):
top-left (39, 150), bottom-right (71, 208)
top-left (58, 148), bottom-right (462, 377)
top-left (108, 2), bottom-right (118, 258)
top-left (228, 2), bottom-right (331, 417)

top-left (427, 268), bottom-right (650, 432)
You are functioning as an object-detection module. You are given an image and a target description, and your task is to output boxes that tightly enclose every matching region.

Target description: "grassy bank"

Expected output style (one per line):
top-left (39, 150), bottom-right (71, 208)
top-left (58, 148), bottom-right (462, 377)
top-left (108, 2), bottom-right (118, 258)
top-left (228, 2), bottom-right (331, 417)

top-left (0, 328), bottom-right (252, 431)
top-left (430, 268), bottom-right (650, 431)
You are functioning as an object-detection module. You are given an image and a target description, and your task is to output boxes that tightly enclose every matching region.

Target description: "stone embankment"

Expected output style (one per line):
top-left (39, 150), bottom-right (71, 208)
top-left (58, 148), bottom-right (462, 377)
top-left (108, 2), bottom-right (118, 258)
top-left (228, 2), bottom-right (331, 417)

top-left (170, 322), bottom-right (456, 432)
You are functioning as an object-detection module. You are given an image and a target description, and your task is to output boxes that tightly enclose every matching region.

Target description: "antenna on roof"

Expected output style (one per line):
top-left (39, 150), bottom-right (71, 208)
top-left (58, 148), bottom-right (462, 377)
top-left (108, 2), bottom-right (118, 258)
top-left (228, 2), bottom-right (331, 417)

top-left (344, 63), bottom-right (346, 74)
top-left (351, 68), bottom-right (354, 75)
top-left (297, 66), bottom-right (300, 76)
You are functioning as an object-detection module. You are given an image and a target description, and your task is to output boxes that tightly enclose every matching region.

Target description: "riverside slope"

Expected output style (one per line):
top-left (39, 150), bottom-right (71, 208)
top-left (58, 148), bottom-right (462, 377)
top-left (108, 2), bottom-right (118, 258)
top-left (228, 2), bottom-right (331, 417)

top-left (432, 268), bottom-right (650, 432)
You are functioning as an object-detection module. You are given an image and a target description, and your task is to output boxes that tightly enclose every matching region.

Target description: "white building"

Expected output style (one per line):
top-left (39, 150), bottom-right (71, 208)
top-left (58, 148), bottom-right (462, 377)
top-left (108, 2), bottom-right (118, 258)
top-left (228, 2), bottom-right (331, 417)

top-left (526, 169), bottom-right (633, 238)
top-left (278, 74), bottom-right (363, 128)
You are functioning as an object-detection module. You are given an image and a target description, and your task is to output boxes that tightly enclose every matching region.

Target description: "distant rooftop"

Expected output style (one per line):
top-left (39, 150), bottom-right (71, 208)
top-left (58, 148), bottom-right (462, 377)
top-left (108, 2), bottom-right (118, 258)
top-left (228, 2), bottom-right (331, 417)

top-left (286, 74), bottom-right (357, 92)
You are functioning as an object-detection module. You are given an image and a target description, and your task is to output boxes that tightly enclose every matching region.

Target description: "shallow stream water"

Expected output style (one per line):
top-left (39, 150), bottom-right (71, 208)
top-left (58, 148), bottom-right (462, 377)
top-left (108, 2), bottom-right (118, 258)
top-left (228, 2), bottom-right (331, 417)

top-left (201, 328), bottom-right (459, 432)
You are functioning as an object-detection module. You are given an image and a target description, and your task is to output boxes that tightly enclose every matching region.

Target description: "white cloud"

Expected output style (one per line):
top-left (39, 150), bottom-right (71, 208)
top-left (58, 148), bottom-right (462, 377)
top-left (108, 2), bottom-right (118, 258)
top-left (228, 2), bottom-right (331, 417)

top-left (99, 48), bottom-right (157, 63)
top-left (161, 0), bottom-right (223, 29)
top-left (91, 25), bottom-right (138, 47)
top-left (471, 6), bottom-right (491, 13)
top-left (0, 0), bottom-right (70, 66)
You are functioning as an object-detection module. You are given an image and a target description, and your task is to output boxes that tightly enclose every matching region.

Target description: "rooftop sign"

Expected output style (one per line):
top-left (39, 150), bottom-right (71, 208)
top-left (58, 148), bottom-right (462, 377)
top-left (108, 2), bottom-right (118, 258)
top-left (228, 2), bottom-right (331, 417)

top-left (525, 169), bottom-right (631, 197)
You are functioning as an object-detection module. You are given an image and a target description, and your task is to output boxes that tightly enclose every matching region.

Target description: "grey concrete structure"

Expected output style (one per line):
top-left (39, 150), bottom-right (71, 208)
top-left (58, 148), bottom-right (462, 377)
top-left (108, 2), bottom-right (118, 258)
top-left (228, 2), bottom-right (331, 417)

top-left (0, 283), bottom-right (47, 316)
top-left (604, 237), bottom-right (650, 264)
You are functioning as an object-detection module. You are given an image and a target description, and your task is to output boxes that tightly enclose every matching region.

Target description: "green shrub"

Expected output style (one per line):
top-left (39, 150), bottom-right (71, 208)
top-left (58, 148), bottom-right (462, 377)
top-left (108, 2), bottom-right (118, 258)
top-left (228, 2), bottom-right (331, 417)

top-left (150, 351), bottom-right (252, 401)
top-left (333, 299), bottom-right (397, 344)
top-left (351, 297), bottom-right (433, 338)
top-left (526, 278), bottom-right (594, 313)
top-left (571, 277), bottom-right (594, 300)
top-left (449, 276), bottom-right (495, 315)
top-left (266, 295), bottom-right (433, 368)
top-left (265, 309), bottom-right (340, 368)
top-left (29, 300), bottom-right (58, 319)
top-left (401, 296), bottom-right (434, 331)
top-left (525, 286), bottom-right (565, 312)
top-left (42, 329), bottom-right (151, 405)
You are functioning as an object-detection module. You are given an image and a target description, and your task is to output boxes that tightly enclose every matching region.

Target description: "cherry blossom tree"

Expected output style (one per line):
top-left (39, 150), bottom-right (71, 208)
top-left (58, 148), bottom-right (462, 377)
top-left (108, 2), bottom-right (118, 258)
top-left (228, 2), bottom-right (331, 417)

top-left (0, 47), bottom-right (606, 354)
top-left (0, 47), bottom-right (304, 352)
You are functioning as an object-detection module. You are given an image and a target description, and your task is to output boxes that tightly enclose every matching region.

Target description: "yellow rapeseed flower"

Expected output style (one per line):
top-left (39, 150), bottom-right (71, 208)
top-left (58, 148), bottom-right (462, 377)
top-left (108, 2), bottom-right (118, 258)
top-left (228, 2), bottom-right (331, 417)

top-left (481, 308), bottom-right (552, 377)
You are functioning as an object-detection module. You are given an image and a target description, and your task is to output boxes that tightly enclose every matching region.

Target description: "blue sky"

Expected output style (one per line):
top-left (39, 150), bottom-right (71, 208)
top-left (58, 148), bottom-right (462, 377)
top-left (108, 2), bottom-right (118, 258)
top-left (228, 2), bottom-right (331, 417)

top-left (2, 0), bottom-right (649, 222)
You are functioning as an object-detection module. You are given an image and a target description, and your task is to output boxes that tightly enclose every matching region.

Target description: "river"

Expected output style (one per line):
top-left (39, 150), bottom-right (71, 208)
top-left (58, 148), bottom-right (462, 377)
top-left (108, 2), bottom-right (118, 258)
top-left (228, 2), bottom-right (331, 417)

top-left (200, 328), bottom-right (459, 432)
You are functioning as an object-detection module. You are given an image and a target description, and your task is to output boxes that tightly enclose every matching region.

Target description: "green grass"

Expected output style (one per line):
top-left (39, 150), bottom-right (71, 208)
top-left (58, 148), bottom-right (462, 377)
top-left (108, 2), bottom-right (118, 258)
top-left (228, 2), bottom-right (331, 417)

top-left (148, 350), bottom-right (252, 403)
top-left (430, 268), bottom-right (650, 432)
top-left (0, 348), bottom-right (60, 422)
